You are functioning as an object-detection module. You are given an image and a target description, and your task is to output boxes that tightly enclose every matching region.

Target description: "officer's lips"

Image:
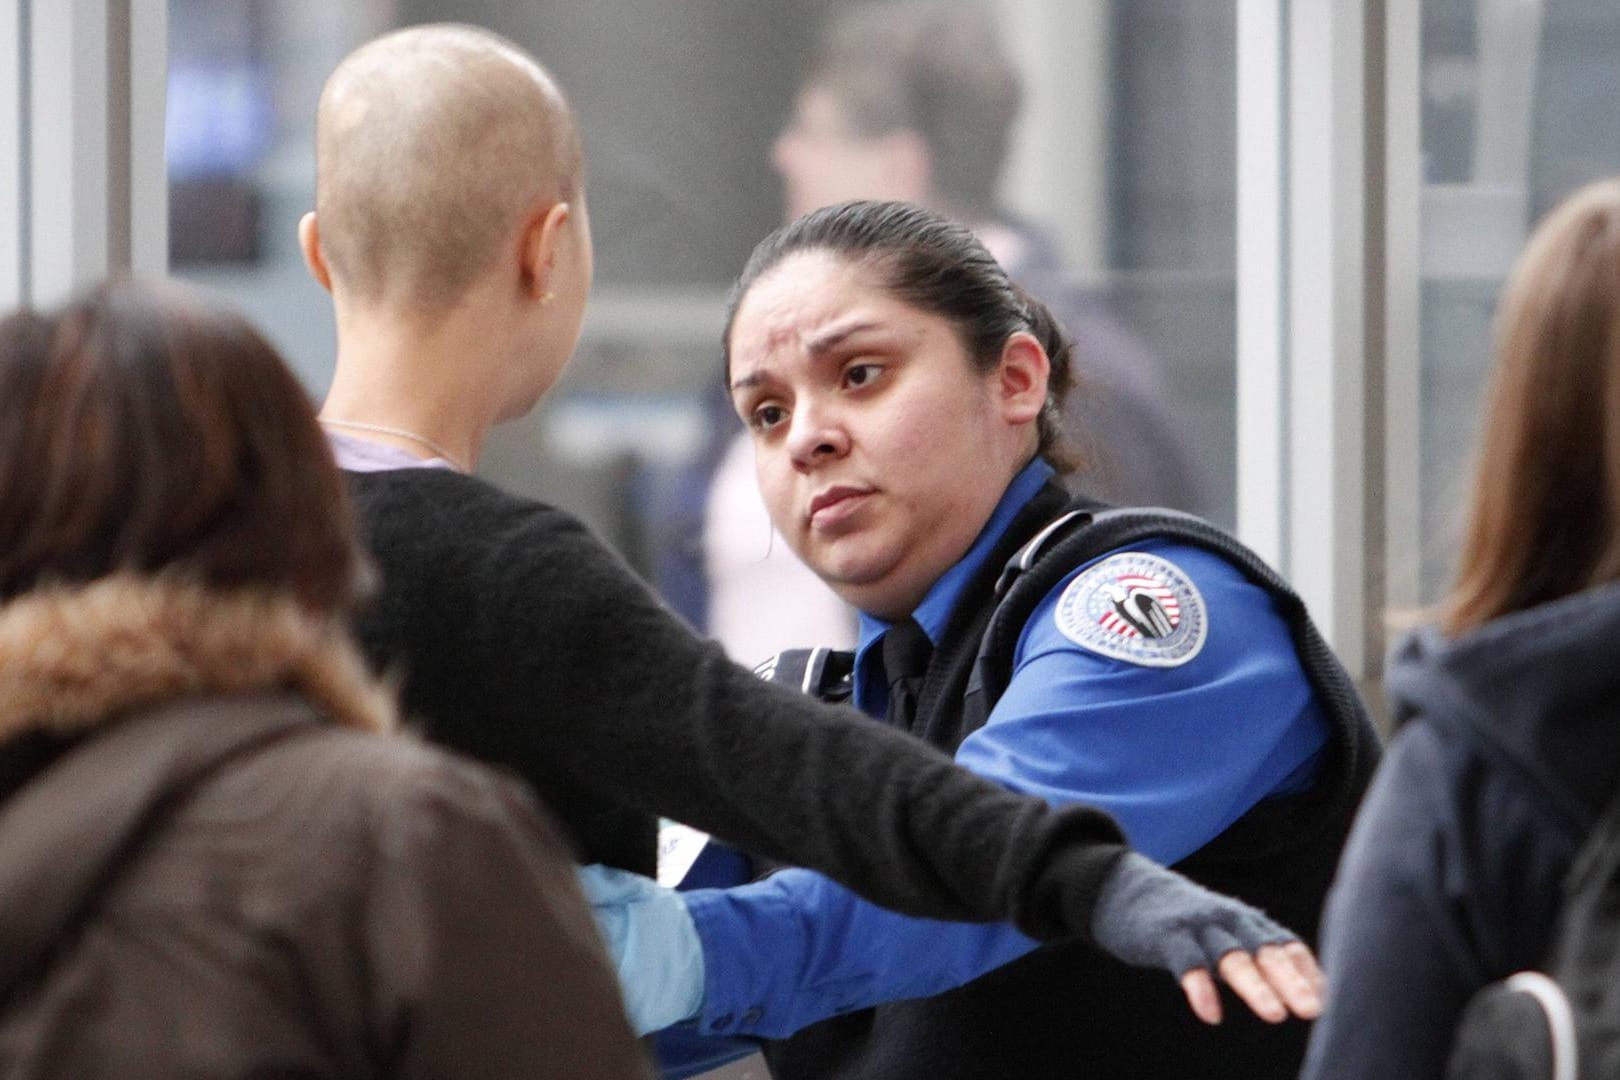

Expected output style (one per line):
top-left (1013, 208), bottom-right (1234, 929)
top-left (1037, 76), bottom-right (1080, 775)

top-left (808, 485), bottom-right (873, 530)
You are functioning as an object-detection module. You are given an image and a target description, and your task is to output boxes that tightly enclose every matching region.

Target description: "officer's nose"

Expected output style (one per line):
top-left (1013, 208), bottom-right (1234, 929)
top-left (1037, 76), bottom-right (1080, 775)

top-left (784, 401), bottom-right (849, 470)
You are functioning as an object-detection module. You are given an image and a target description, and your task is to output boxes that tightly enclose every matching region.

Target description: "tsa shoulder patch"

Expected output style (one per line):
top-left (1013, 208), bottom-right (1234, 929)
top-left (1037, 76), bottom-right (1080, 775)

top-left (1052, 551), bottom-right (1208, 668)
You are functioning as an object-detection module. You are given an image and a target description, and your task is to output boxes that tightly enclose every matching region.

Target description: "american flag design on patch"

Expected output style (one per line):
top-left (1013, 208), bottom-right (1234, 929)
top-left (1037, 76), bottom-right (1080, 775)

top-left (1098, 572), bottom-right (1180, 639)
top-left (1053, 551), bottom-right (1208, 668)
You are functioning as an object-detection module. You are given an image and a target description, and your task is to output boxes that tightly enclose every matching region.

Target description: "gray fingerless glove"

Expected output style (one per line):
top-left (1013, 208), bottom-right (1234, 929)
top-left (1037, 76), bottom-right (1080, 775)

top-left (1089, 851), bottom-right (1296, 976)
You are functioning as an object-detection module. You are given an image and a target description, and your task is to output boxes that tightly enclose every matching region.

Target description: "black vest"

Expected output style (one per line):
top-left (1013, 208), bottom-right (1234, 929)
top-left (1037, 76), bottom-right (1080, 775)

top-left (761, 482), bottom-right (1381, 1080)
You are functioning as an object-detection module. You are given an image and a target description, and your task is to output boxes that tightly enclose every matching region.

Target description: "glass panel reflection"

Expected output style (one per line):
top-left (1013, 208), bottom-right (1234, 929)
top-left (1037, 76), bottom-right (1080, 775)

top-left (166, 1), bottom-right (1239, 645)
top-left (1418, 0), bottom-right (1620, 602)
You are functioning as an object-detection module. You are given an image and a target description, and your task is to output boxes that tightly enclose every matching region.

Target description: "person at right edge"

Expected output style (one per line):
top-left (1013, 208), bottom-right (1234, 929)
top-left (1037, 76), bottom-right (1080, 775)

top-left (592, 200), bottom-right (1380, 1079)
top-left (300, 20), bottom-right (1321, 1042)
top-left (1297, 179), bottom-right (1620, 1080)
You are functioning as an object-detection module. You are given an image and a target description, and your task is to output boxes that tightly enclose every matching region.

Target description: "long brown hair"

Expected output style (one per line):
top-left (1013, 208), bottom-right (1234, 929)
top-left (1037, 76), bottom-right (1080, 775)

top-left (0, 279), bottom-right (366, 610)
top-left (1446, 178), bottom-right (1620, 635)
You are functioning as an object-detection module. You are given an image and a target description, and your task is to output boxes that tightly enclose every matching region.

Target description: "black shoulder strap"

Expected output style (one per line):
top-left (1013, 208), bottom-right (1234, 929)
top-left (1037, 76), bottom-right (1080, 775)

top-left (753, 646), bottom-right (855, 705)
top-left (964, 501), bottom-right (1379, 799)
top-left (970, 505), bottom-right (1224, 719)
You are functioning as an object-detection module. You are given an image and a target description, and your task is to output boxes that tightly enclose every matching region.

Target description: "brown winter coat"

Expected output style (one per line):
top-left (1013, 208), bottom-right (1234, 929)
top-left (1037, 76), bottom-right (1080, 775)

top-left (0, 576), bottom-right (649, 1080)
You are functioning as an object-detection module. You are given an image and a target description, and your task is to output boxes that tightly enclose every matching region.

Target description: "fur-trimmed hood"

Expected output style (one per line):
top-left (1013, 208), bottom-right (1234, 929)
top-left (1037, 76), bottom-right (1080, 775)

top-left (0, 575), bottom-right (396, 743)
top-left (0, 577), bottom-right (400, 1000)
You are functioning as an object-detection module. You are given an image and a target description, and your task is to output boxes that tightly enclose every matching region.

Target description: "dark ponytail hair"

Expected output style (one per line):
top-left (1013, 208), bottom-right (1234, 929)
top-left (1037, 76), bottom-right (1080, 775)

top-left (724, 199), bottom-right (1080, 472)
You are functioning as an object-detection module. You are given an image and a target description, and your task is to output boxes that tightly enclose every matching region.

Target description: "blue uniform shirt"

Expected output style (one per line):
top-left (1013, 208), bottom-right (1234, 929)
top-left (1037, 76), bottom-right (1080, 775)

top-left (682, 459), bottom-right (1330, 1038)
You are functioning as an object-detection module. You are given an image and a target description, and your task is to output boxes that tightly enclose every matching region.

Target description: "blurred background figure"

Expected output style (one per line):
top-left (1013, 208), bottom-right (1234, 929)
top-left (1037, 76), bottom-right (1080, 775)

top-left (703, 0), bottom-right (1210, 666)
top-left (770, 0), bottom-right (1209, 512)
top-left (0, 280), bottom-right (649, 1080)
top-left (1299, 177), bottom-right (1620, 1080)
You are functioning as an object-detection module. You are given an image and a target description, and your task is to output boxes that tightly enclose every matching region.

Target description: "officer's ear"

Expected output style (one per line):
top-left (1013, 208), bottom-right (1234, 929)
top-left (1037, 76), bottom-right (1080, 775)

top-left (994, 331), bottom-right (1050, 426)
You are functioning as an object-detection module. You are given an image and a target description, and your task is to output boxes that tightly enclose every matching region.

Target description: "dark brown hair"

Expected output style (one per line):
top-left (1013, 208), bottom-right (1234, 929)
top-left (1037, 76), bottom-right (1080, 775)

top-left (724, 199), bottom-right (1079, 471)
top-left (0, 279), bottom-right (366, 610)
top-left (1446, 178), bottom-right (1620, 635)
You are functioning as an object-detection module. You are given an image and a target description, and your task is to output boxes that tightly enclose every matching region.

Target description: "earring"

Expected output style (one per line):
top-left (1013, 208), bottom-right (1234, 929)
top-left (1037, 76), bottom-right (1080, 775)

top-left (540, 291), bottom-right (556, 305)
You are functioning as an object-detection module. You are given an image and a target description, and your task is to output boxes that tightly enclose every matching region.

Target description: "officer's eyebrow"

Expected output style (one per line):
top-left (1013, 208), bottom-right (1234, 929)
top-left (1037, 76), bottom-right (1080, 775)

top-left (729, 320), bottom-right (885, 394)
top-left (805, 320), bottom-right (880, 357)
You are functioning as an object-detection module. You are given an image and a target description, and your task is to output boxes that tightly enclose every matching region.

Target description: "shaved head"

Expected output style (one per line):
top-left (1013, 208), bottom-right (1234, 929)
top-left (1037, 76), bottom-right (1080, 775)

top-left (314, 24), bottom-right (582, 311)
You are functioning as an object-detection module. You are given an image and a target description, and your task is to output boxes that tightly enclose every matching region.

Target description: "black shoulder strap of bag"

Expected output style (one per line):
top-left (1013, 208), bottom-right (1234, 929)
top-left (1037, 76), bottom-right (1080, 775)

top-left (1529, 777), bottom-right (1620, 1075)
top-left (1444, 779), bottom-right (1620, 1080)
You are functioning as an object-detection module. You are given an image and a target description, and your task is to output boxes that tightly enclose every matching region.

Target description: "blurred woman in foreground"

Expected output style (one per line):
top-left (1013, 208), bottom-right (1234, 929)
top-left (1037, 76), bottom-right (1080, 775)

top-left (0, 281), bottom-right (647, 1080)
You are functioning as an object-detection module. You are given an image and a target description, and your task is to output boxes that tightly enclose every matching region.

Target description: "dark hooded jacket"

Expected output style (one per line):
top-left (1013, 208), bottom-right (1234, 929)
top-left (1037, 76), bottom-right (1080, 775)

top-left (1300, 581), bottom-right (1620, 1080)
top-left (0, 576), bottom-right (649, 1080)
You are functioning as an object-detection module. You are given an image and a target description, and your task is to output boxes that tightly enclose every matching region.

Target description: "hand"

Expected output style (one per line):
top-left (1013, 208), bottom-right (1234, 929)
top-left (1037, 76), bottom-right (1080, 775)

top-left (1178, 941), bottom-right (1323, 1025)
top-left (576, 864), bottom-right (706, 1034)
top-left (1089, 852), bottom-right (1325, 1025)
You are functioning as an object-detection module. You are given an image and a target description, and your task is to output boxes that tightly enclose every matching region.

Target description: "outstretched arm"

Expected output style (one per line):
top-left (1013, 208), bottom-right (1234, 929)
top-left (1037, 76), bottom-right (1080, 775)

top-left (355, 473), bottom-right (1137, 940)
top-left (580, 859), bottom-right (1321, 1038)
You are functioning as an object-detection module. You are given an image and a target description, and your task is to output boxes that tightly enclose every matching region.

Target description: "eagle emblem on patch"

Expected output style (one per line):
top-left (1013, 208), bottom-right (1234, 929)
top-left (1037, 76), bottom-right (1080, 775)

top-left (1053, 551), bottom-right (1207, 667)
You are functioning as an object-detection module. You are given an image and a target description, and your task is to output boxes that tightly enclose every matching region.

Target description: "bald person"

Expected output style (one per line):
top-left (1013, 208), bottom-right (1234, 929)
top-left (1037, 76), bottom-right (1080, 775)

top-left (298, 22), bottom-right (1321, 1019)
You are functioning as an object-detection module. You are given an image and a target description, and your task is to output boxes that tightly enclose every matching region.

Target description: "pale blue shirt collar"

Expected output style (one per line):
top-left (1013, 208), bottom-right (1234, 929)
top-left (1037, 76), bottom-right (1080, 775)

top-left (326, 430), bottom-right (457, 473)
top-left (852, 457), bottom-right (1056, 714)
